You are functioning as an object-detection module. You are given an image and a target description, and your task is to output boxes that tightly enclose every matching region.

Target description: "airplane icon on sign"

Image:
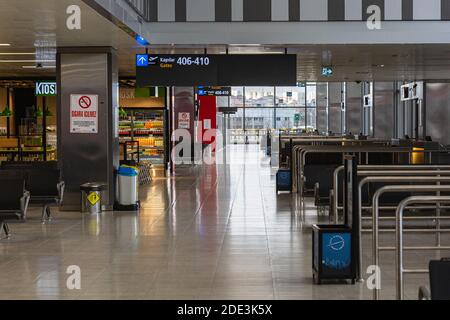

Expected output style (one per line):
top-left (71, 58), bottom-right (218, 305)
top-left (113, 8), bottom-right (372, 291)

top-left (148, 56), bottom-right (159, 65)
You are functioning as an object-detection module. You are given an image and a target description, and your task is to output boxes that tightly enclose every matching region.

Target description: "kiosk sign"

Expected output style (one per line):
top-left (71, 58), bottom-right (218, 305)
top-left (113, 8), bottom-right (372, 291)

top-left (70, 94), bottom-right (98, 134)
top-left (36, 81), bottom-right (57, 96)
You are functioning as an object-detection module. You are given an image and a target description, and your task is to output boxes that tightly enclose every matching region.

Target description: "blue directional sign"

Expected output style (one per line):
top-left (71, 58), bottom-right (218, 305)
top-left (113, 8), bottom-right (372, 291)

top-left (136, 54), bottom-right (149, 67)
top-left (322, 66), bottom-right (334, 77)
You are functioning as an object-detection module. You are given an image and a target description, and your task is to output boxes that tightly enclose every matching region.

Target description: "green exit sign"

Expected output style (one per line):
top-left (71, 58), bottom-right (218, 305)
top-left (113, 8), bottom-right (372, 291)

top-left (294, 114), bottom-right (301, 122)
top-left (321, 67), bottom-right (333, 77)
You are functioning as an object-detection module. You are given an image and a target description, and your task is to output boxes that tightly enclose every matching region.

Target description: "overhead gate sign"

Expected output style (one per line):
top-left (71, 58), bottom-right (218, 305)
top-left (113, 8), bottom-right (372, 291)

top-left (70, 94), bottom-right (98, 134)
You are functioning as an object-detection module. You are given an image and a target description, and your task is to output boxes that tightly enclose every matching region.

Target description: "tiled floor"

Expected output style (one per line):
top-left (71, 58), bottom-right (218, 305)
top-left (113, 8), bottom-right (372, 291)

top-left (0, 145), bottom-right (447, 300)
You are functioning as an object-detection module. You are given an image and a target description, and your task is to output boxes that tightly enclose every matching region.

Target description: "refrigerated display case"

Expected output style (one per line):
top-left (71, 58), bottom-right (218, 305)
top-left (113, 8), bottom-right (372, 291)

top-left (119, 109), bottom-right (167, 166)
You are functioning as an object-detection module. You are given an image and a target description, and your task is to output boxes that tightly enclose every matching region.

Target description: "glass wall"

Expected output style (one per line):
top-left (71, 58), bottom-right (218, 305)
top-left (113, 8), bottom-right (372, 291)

top-left (228, 84), bottom-right (319, 132)
top-left (245, 87), bottom-right (275, 107)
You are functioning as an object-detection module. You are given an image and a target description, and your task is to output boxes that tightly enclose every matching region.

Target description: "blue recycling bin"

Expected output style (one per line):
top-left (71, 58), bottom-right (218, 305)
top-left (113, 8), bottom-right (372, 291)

top-left (276, 169), bottom-right (292, 193)
top-left (312, 224), bottom-right (356, 284)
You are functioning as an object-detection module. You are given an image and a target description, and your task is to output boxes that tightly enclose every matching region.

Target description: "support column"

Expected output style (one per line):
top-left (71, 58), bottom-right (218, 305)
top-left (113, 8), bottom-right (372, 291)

top-left (57, 47), bottom-right (119, 210)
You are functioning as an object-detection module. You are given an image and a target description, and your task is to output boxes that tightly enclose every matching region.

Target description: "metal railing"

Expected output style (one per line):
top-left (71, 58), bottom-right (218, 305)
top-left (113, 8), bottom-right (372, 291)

top-left (396, 196), bottom-right (450, 300)
top-left (355, 174), bottom-right (450, 280)
top-left (332, 165), bottom-right (450, 222)
top-left (294, 146), bottom-right (445, 198)
top-left (371, 186), bottom-right (450, 300)
top-left (293, 145), bottom-right (414, 195)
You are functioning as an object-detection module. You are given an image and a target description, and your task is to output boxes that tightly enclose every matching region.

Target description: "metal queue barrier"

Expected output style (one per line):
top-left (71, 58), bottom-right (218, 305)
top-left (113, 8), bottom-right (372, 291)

top-left (286, 139), bottom-right (448, 197)
top-left (330, 167), bottom-right (450, 280)
top-left (285, 140), bottom-right (350, 194)
top-left (292, 142), bottom-right (448, 198)
top-left (298, 146), bottom-right (448, 196)
top-left (281, 137), bottom-right (353, 183)
top-left (293, 145), bottom-right (417, 195)
top-left (332, 165), bottom-right (450, 222)
top-left (353, 173), bottom-right (450, 281)
top-left (371, 185), bottom-right (450, 300)
top-left (396, 196), bottom-right (450, 300)
top-left (292, 146), bottom-right (434, 215)
top-left (280, 136), bottom-right (390, 175)
top-left (283, 138), bottom-right (450, 295)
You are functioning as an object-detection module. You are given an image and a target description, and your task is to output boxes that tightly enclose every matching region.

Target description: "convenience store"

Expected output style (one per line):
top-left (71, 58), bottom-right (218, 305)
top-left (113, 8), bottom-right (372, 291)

top-left (0, 80), bottom-right (57, 162)
top-left (118, 84), bottom-right (168, 170)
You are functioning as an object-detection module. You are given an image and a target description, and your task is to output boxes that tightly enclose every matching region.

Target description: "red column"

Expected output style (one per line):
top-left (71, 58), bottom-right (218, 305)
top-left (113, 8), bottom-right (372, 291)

top-left (197, 95), bottom-right (217, 145)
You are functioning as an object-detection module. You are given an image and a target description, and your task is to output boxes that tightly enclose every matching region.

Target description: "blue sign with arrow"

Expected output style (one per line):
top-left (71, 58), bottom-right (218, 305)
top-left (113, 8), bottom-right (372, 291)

top-left (136, 54), bottom-right (149, 67)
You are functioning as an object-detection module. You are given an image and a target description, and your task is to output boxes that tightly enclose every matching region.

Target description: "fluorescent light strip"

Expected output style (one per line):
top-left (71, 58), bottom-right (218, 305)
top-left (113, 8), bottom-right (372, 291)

top-left (0, 43), bottom-right (11, 46)
top-left (229, 44), bottom-right (262, 46)
top-left (0, 59), bottom-right (55, 63)
top-left (219, 51), bottom-right (284, 55)
top-left (0, 53), bottom-right (35, 55)
top-left (22, 65), bottom-right (55, 69)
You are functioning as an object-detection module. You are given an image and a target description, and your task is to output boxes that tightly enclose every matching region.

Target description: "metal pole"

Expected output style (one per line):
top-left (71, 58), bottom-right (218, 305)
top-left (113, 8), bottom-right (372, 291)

top-left (336, 165), bottom-right (450, 223)
top-left (371, 186), bottom-right (450, 300)
top-left (43, 96), bottom-right (47, 161)
top-left (358, 175), bottom-right (450, 280)
top-left (395, 196), bottom-right (450, 300)
top-left (6, 87), bottom-right (10, 138)
top-left (333, 166), bottom-right (341, 224)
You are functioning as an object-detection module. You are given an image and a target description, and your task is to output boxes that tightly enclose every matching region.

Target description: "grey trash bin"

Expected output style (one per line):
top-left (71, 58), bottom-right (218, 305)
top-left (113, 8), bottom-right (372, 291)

top-left (80, 182), bottom-right (107, 214)
top-left (116, 166), bottom-right (139, 211)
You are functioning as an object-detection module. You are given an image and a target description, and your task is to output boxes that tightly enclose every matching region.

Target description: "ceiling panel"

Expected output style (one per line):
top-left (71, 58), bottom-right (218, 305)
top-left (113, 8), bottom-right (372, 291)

top-left (2, 1), bottom-right (450, 82)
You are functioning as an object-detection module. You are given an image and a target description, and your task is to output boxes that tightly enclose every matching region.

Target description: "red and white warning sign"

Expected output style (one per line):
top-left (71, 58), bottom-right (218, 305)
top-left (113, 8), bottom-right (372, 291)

top-left (70, 94), bottom-right (98, 133)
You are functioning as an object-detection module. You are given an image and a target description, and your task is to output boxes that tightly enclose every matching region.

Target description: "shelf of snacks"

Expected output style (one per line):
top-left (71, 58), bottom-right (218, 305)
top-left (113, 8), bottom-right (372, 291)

top-left (118, 108), bottom-right (166, 165)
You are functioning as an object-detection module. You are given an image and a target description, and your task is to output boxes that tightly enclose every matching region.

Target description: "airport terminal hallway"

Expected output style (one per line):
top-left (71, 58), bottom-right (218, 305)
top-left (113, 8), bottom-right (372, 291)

top-left (0, 145), bottom-right (443, 300)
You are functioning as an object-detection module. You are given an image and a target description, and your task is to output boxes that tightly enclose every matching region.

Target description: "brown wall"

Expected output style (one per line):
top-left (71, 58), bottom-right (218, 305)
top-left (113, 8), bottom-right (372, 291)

top-left (119, 88), bottom-right (165, 109)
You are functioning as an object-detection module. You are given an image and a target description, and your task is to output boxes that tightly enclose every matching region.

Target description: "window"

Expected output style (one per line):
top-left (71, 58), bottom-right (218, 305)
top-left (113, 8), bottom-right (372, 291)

top-left (276, 86), bottom-right (306, 107)
top-left (227, 84), bottom-right (321, 137)
top-left (276, 108), bottom-right (306, 130)
top-left (306, 83), bottom-right (317, 107)
top-left (229, 108), bottom-right (244, 129)
top-left (231, 87), bottom-right (244, 108)
top-left (244, 87), bottom-right (274, 107)
top-left (307, 108), bottom-right (317, 129)
top-left (245, 108), bottom-right (274, 129)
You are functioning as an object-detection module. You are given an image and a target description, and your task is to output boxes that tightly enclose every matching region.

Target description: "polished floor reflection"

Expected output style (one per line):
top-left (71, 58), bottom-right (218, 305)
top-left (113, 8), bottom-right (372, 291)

top-left (0, 145), bottom-right (445, 300)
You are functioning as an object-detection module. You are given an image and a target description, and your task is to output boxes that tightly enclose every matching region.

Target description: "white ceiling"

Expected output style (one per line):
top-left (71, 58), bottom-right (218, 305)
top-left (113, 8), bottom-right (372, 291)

top-left (0, 0), bottom-right (141, 77)
top-left (2, 1), bottom-right (450, 82)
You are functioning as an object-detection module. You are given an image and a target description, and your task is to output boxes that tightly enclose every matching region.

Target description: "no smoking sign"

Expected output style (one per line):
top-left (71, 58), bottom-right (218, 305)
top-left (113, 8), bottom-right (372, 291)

top-left (78, 96), bottom-right (92, 109)
top-left (70, 94), bottom-right (99, 134)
